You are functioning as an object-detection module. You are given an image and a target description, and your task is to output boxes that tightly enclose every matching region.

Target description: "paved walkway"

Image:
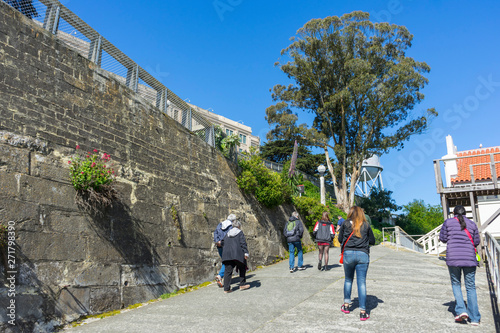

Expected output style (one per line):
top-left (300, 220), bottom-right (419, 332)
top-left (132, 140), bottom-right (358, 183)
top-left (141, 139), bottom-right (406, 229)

top-left (66, 245), bottom-right (499, 332)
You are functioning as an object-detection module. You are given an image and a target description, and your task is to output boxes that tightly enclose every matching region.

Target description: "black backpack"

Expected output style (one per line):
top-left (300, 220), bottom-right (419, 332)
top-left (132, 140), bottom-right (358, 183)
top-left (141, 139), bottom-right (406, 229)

top-left (315, 221), bottom-right (333, 242)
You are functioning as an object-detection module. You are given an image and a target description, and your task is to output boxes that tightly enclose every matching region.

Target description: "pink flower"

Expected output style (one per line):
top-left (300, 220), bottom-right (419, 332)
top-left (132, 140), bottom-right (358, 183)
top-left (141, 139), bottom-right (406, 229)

top-left (68, 161), bottom-right (71, 164)
top-left (103, 165), bottom-right (106, 168)
top-left (81, 171), bottom-right (84, 174)
top-left (76, 145), bottom-right (80, 149)
top-left (93, 149), bottom-right (98, 153)
top-left (91, 162), bottom-right (96, 167)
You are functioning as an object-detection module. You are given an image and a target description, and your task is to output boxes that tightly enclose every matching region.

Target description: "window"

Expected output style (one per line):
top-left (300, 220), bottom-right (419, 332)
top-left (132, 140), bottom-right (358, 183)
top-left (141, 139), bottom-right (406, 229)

top-left (226, 129), bottom-right (233, 136)
top-left (239, 134), bottom-right (247, 144)
top-left (239, 148), bottom-right (243, 153)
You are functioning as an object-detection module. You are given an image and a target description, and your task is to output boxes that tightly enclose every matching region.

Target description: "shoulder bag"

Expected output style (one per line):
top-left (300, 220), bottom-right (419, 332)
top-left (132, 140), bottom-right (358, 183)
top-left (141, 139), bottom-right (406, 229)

top-left (339, 231), bottom-right (354, 264)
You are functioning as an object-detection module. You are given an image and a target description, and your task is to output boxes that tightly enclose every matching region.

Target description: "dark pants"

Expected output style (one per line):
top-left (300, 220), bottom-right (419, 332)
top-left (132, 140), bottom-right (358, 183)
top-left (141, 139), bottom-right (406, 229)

top-left (223, 260), bottom-right (246, 291)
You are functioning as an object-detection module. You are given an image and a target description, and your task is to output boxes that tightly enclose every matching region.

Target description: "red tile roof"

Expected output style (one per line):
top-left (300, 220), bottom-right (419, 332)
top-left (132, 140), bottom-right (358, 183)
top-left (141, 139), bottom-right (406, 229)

top-left (452, 147), bottom-right (500, 184)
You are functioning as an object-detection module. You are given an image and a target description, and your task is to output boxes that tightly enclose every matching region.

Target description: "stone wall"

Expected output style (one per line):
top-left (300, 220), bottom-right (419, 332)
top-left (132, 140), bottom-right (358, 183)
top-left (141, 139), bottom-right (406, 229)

top-left (0, 3), bottom-right (313, 332)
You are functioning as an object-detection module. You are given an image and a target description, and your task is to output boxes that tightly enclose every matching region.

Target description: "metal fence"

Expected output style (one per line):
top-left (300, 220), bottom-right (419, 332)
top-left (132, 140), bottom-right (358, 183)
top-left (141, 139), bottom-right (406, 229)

top-left (2, 0), bottom-right (215, 147)
top-left (484, 231), bottom-right (500, 305)
top-left (383, 226), bottom-right (425, 253)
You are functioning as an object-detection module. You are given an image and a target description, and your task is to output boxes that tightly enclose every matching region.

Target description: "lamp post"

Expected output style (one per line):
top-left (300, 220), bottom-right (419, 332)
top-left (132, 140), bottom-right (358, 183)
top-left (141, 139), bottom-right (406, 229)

top-left (318, 164), bottom-right (326, 205)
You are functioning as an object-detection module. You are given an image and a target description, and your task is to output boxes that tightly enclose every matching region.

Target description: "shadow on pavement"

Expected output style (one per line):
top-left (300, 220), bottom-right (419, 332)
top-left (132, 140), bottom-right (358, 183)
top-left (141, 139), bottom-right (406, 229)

top-left (486, 265), bottom-right (500, 332)
top-left (349, 295), bottom-right (384, 313)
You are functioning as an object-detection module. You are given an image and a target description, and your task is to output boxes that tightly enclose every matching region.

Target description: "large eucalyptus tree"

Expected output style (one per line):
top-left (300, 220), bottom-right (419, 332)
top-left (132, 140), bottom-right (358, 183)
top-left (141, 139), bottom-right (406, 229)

top-left (267, 11), bottom-right (436, 212)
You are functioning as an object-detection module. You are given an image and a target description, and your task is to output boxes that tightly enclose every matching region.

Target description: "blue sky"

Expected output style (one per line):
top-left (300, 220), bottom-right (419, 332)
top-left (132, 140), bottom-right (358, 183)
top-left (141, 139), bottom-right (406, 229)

top-left (64, 0), bottom-right (500, 207)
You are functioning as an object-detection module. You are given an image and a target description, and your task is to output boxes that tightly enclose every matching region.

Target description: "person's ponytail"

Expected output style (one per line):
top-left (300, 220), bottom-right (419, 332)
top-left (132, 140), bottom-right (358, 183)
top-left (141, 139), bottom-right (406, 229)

top-left (453, 205), bottom-right (467, 230)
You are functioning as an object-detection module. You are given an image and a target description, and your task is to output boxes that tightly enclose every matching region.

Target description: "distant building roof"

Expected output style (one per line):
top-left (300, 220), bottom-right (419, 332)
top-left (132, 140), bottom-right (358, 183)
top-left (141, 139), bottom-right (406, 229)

top-left (452, 147), bottom-right (500, 184)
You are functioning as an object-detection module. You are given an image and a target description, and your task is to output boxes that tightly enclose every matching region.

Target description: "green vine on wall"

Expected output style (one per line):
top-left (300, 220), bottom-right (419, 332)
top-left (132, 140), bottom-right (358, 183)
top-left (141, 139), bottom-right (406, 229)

top-left (0, 223), bottom-right (6, 248)
top-left (170, 206), bottom-right (182, 241)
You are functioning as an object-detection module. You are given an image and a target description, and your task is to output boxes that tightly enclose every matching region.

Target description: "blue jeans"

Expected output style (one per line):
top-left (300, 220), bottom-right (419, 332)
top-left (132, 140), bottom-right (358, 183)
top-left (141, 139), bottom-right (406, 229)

top-left (288, 241), bottom-right (303, 269)
top-left (217, 247), bottom-right (225, 278)
top-left (448, 266), bottom-right (481, 323)
top-left (343, 250), bottom-right (370, 311)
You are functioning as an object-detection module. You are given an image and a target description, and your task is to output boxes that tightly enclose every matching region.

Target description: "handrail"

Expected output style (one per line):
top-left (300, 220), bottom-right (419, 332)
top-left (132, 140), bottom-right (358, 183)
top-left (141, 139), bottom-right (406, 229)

top-left (484, 231), bottom-right (500, 305)
top-left (415, 223), bottom-right (446, 255)
top-left (3, 0), bottom-right (216, 147)
top-left (382, 226), bottom-right (424, 253)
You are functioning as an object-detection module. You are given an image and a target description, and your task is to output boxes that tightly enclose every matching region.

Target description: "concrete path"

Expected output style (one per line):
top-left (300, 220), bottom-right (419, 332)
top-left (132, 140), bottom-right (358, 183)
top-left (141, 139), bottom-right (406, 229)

top-left (66, 245), bottom-right (499, 332)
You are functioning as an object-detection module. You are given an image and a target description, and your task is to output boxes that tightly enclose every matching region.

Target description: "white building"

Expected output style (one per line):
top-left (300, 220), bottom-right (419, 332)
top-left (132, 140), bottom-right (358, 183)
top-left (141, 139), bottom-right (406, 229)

top-left (189, 104), bottom-right (260, 153)
top-left (434, 135), bottom-right (500, 237)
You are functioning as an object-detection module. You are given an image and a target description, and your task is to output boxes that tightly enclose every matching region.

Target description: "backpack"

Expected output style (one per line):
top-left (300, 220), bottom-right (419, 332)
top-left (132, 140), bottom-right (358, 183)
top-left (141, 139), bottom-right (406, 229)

top-left (285, 220), bottom-right (297, 237)
top-left (315, 221), bottom-right (333, 242)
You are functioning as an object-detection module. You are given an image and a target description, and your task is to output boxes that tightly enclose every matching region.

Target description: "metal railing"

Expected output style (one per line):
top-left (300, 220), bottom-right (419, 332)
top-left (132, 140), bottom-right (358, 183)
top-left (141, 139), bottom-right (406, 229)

top-left (416, 224), bottom-right (447, 255)
top-left (382, 226), bottom-right (425, 253)
top-left (484, 231), bottom-right (500, 304)
top-left (2, 0), bottom-right (215, 147)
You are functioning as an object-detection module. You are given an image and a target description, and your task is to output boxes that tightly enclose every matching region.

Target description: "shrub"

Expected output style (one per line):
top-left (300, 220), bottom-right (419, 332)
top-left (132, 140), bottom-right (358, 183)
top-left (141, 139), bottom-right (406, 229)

top-left (237, 154), bottom-right (288, 208)
top-left (371, 226), bottom-right (383, 245)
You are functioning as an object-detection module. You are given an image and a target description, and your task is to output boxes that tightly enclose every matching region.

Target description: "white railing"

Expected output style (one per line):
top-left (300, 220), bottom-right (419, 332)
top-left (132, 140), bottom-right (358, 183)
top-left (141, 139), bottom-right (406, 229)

top-left (382, 226), bottom-right (425, 253)
top-left (484, 231), bottom-right (500, 304)
top-left (416, 224), bottom-right (447, 255)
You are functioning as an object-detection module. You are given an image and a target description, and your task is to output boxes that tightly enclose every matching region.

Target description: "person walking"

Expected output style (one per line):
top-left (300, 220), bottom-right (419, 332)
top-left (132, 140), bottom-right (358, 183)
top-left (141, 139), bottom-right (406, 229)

top-left (221, 220), bottom-right (250, 293)
top-left (213, 213), bottom-right (236, 287)
top-left (439, 205), bottom-right (481, 326)
top-left (338, 206), bottom-right (375, 321)
top-left (313, 212), bottom-right (335, 271)
top-left (284, 211), bottom-right (305, 273)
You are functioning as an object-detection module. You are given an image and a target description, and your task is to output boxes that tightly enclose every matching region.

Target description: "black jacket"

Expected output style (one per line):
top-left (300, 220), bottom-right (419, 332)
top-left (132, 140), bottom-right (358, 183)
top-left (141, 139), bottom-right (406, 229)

top-left (221, 228), bottom-right (249, 264)
top-left (338, 219), bottom-right (375, 255)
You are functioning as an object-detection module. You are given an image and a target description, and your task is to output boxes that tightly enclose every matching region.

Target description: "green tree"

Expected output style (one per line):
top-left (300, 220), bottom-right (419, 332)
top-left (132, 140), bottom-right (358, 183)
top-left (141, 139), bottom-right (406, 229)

top-left (396, 199), bottom-right (443, 235)
top-left (358, 188), bottom-right (400, 226)
top-left (268, 11), bottom-right (436, 212)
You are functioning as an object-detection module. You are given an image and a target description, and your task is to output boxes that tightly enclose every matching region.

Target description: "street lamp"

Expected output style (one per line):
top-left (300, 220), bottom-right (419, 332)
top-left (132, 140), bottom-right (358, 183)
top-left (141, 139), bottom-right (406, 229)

top-left (318, 164), bottom-right (326, 205)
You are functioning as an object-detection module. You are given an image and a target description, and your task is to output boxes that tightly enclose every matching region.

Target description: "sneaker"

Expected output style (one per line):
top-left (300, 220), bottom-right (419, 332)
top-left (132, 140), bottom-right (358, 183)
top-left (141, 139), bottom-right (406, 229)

top-left (455, 313), bottom-right (468, 322)
top-left (360, 312), bottom-right (370, 321)
top-left (341, 304), bottom-right (350, 314)
top-left (471, 322), bottom-right (480, 326)
top-left (297, 266), bottom-right (306, 271)
top-left (318, 261), bottom-right (322, 270)
top-left (239, 284), bottom-right (250, 290)
top-left (290, 268), bottom-right (294, 273)
top-left (215, 275), bottom-right (223, 288)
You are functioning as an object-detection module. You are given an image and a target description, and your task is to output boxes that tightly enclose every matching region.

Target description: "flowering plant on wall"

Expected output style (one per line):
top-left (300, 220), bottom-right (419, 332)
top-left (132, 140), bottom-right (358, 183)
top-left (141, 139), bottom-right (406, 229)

top-left (68, 145), bottom-right (117, 212)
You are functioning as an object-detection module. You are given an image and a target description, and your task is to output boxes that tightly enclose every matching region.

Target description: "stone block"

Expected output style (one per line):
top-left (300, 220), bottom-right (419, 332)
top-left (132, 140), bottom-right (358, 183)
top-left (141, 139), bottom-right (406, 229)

top-left (55, 287), bottom-right (90, 322)
top-left (0, 198), bottom-right (40, 231)
top-left (19, 175), bottom-right (77, 210)
top-left (121, 265), bottom-right (175, 288)
top-left (87, 236), bottom-right (125, 264)
top-left (30, 152), bottom-right (71, 183)
top-left (16, 231), bottom-right (86, 261)
top-left (130, 201), bottom-right (162, 225)
top-left (44, 209), bottom-right (92, 235)
top-left (0, 171), bottom-right (22, 199)
top-left (177, 264), bottom-right (213, 287)
top-left (90, 287), bottom-right (120, 313)
top-left (121, 284), bottom-right (170, 308)
top-left (0, 143), bottom-right (29, 174)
